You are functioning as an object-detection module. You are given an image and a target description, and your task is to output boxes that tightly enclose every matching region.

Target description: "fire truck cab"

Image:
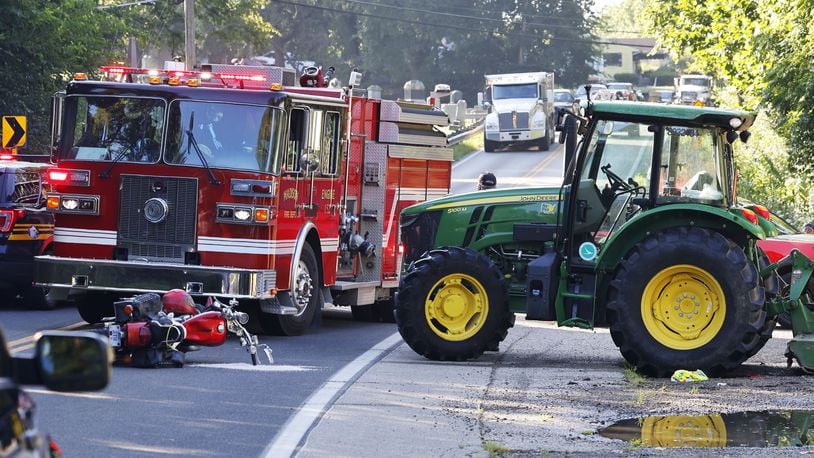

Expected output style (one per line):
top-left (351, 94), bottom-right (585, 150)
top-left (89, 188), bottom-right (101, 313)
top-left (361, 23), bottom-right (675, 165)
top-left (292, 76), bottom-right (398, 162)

top-left (35, 64), bottom-right (452, 335)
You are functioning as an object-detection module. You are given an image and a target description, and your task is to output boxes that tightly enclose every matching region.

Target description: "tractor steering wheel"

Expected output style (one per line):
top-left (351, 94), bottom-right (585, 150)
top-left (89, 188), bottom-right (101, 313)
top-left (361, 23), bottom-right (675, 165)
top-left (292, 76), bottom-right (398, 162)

top-left (601, 163), bottom-right (633, 193)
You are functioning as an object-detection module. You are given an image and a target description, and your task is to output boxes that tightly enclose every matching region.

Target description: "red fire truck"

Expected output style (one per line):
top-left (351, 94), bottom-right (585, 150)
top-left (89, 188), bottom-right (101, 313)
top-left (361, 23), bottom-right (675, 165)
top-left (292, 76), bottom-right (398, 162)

top-left (35, 64), bottom-right (452, 335)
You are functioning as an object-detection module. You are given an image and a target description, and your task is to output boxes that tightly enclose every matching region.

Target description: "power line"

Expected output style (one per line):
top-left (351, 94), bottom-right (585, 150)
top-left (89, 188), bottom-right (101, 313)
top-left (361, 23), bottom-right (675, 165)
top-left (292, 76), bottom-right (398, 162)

top-left (330, 0), bottom-right (591, 28)
top-left (270, 0), bottom-right (640, 47)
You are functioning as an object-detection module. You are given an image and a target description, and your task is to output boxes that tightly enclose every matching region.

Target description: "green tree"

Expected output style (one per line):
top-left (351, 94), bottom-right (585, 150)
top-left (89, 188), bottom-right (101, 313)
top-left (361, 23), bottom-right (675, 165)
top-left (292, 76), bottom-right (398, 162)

top-left (0, 0), bottom-right (129, 153)
top-left (643, 0), bottom-right (814, 223)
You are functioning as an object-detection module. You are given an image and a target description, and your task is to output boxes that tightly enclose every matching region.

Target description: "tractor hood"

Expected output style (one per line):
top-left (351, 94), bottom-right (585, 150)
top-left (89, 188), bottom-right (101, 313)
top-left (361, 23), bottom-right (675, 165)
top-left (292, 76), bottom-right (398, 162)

top-left (402, 185), bottom-right (562, 216)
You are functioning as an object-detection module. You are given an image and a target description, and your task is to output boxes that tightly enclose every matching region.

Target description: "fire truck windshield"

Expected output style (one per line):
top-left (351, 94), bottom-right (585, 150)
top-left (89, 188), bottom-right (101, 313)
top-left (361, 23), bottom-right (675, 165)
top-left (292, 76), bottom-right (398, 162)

top-left (166, 101), bottom-right (282, 174)
top-left (64, 96), bottom-right (165, 163)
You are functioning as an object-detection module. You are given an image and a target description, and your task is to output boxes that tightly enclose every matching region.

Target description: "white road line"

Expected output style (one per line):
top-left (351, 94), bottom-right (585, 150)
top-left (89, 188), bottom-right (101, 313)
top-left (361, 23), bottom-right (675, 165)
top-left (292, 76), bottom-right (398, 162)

top-left (452, 149), bottom-right (481, 169)
top-left (191, 363), bottom-right (318, 372)
top-left (261, 332), bottom-right (403, 458)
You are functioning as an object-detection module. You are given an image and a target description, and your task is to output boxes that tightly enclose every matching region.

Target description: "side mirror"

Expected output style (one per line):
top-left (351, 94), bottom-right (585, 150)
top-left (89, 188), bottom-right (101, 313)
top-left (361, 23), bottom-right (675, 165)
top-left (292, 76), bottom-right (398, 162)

top-left (726, 131), bottom-right (739, 144)
top-left (31, 331), bottom-right (111, 392)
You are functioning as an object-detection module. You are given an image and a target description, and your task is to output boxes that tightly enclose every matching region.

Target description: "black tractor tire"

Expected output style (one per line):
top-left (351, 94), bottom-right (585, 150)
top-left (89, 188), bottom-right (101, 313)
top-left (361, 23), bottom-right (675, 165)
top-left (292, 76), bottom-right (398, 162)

top-left (258, 243), bottom-right (320, 336)
top-left (395, 246), bottom-right (515, 361)
top-left (606, 227), bottom-right (765, 377)
top-left (76, 292), bottom-right (119, 324)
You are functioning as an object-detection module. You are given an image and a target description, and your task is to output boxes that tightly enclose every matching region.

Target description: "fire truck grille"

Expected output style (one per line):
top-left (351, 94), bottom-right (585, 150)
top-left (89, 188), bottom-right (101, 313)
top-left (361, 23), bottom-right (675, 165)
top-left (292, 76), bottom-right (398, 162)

top-left (498, 112), bottom-right (529, 131)
top-left (118, 175), bottom-right (197, 262)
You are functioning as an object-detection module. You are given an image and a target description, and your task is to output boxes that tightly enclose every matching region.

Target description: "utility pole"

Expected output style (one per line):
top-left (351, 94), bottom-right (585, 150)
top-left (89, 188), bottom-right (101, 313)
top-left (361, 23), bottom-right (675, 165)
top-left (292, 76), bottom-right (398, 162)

top-left (184, 0), bottom-right (196, 70)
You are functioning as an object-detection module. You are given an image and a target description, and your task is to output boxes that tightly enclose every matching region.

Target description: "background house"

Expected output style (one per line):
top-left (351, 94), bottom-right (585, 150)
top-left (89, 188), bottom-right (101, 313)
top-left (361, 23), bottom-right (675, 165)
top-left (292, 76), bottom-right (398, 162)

top-left (597, 38), bottom-right (670, 83)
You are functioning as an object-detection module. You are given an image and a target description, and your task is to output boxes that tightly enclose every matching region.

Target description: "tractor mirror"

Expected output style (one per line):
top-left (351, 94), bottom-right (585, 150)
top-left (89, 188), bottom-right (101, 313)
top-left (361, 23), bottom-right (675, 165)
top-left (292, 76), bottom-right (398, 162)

top-left (726, 131), bottom-right (739, 144)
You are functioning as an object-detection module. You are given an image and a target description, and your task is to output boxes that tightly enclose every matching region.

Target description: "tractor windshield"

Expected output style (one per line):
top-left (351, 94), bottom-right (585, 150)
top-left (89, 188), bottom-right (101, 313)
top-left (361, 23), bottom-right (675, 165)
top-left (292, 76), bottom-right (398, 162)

top-left (657, 126), bottom-right (724, 206)
top-left (576, 119), bottom-right (728, 245)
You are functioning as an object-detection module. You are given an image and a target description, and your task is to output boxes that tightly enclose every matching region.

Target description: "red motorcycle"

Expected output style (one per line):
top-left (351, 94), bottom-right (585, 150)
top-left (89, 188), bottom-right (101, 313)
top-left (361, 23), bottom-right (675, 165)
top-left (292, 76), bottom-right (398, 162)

top-left (98, 290), bottom-right (272, 367)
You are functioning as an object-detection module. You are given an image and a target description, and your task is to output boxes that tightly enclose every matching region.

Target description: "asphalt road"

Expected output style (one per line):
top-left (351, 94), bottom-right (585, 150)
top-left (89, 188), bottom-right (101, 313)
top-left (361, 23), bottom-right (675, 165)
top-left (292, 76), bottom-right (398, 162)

top-left (451, 142), bottom-right (565, 194)
top-left (0, 299), bottom-right (397, 457)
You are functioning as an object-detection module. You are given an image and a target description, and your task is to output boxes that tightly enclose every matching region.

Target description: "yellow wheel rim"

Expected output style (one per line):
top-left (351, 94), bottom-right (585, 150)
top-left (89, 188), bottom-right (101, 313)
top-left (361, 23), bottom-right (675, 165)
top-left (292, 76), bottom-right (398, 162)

top-left (425, 273), bottom-right (489, 341)
top-left (641, 414), bottom-right (727, 447)
top-left (641, 265), bottom-right (725, 350)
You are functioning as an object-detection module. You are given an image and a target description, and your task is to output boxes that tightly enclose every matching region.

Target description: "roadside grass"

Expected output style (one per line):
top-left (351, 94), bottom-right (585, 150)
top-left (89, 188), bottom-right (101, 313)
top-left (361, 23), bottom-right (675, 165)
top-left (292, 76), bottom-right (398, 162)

top-left (634, 390), bottom-right (647, 406)
top-left (452, 131), bottom-right (483, 161)
top-left (483, 440), bottom-right (510, 457)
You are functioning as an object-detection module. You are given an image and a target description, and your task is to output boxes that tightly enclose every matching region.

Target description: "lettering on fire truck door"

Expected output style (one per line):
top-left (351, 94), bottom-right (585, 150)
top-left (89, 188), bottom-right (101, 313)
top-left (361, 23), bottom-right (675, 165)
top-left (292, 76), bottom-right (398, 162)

top-left (280, 107), bottom-right (310, 219)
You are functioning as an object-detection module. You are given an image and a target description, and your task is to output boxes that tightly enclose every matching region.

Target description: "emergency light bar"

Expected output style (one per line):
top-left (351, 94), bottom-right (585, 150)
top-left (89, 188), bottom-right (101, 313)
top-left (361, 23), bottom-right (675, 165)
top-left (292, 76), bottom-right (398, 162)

top-left (98, 65), bottom-right (280, 89)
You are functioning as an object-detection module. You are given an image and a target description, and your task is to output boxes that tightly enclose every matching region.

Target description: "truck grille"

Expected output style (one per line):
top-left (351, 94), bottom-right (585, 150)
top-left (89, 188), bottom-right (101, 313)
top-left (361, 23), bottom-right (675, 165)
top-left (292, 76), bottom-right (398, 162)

top-left (118, 175), bottom-right (197, 262)
top-left (498, 112), bottom-right (529, 131)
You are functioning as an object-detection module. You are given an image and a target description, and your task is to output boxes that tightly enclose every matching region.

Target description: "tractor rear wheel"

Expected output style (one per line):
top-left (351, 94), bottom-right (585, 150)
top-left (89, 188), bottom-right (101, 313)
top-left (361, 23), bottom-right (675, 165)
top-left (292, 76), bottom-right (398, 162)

top-left (606, 227), bottom-right (765, 377)
top-left (395, 246), bottom-right (514, 361)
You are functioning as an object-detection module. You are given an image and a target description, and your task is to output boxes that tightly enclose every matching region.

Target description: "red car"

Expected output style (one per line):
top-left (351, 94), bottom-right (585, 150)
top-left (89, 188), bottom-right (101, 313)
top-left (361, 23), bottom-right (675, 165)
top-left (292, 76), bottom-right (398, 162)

top-left (751, 205), bottom-right (814, 327)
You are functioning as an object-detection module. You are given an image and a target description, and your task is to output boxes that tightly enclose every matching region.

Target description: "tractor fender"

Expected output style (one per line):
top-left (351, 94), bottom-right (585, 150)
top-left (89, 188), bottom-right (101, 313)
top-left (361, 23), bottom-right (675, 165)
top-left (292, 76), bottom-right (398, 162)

top-left (596, 204), bottom-right (766, 272)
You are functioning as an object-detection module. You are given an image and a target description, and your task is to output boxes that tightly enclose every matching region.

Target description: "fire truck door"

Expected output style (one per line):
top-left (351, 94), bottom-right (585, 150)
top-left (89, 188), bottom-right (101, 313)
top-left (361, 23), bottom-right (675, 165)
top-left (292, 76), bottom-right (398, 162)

top-left (281, 107), bottom-right (314, 216)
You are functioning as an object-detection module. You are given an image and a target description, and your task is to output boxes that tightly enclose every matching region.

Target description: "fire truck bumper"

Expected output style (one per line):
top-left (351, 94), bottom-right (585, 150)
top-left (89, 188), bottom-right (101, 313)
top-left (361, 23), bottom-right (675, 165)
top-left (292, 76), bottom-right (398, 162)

top-left (34, 255), bottom-right (276, 298)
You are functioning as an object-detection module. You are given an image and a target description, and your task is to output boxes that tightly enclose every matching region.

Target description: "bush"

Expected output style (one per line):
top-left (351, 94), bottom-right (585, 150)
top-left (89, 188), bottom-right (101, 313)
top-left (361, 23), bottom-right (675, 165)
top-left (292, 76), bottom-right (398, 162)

top-left (720, 89), bottom-right (814, 227)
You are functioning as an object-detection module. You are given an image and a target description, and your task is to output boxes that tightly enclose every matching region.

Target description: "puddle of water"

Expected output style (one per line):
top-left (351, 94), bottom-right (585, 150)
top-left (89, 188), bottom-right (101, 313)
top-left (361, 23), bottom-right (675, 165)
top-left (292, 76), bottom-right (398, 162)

top-left (599, 410), bottom-right (814, 448)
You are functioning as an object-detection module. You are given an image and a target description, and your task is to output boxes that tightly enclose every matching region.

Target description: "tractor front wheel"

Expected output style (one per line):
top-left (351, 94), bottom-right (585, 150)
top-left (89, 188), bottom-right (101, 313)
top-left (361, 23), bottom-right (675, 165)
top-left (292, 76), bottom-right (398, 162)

top-left (606, 227), bottom-right (765, 377)
top-left (395, 246), bottom-right (514, 361)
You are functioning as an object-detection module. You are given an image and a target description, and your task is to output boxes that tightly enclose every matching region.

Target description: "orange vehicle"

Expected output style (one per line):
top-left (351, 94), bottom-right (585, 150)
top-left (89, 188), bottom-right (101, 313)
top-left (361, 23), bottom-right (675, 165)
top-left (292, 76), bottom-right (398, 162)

top-left (35, 64), bottom-right (452, 334)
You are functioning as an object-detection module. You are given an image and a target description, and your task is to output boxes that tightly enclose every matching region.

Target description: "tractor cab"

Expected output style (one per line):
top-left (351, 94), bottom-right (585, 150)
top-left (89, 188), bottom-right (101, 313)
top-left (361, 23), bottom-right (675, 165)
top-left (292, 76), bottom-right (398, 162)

top-left (554, 101), bottom-right (756, 327)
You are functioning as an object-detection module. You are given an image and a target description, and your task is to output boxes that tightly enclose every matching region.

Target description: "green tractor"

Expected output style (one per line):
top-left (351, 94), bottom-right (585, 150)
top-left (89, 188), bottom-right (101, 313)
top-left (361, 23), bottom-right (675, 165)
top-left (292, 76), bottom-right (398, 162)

top-left (395, 100), bottom-right (814, 377)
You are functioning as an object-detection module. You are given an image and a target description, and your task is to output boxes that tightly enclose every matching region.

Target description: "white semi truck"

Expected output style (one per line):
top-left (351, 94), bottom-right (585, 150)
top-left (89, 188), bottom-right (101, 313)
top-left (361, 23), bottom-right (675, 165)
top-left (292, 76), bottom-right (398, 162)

top-left (482, 72), bottom-right (555, 152)
top-left (676, 74), bottom-right (714, 106)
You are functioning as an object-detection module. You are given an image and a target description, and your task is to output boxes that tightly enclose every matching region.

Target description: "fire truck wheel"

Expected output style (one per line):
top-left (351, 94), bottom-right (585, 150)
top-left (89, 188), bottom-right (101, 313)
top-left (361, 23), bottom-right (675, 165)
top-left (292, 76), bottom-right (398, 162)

top-left (76, 292), bottom-right (118, 324)
top-left (259, 243), bottom-right (320, 336)
top-left (395, 246), bottom-right (514, 361)
top-left (351, 299), bottom-right (396, 323)
top-left (606, 227), bottom-right (765, 377)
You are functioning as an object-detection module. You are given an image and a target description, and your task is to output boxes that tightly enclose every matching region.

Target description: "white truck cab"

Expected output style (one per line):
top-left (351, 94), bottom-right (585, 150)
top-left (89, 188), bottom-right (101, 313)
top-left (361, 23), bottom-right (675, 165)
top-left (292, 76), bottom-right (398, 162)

top-left (482, 72), bottom-right (555, 152)
top-left (676, 74), bottom-right (714, 106)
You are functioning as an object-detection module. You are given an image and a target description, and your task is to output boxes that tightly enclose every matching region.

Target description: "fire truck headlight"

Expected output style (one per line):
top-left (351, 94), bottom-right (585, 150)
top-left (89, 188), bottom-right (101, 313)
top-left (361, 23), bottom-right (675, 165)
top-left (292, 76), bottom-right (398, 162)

top-left (62, 198), bottom-right (80, 210)
top-left (234, 208), bottom-right (252, 221)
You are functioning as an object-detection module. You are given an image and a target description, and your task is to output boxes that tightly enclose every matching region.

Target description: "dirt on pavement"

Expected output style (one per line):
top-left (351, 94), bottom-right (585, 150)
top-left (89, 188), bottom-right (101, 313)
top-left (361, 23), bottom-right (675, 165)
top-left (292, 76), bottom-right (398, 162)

top-left (301, 318), bottom-right (814, 457)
